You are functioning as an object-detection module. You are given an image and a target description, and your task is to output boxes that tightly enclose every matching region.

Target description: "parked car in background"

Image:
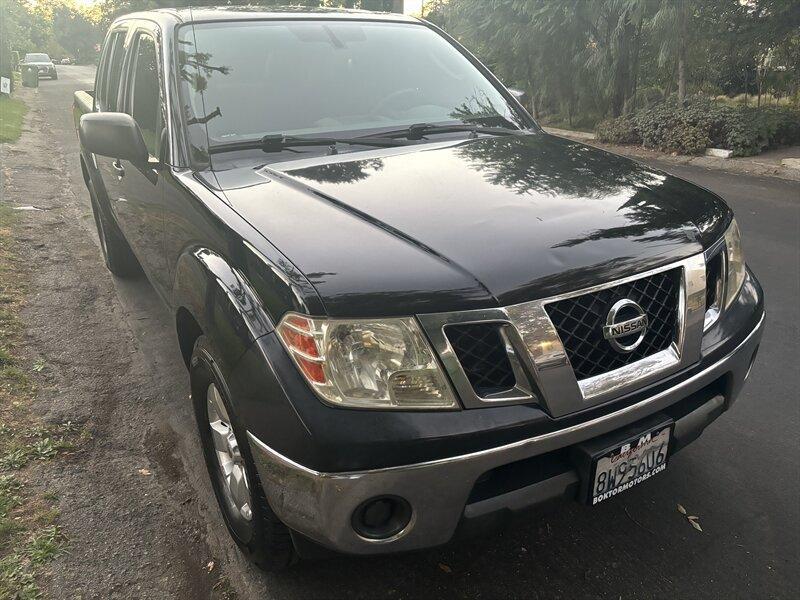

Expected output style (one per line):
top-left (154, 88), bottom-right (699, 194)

top-left (74, 8), bottom-right (764, 571)
top-left (20, 53), bottom-right (57, 79)
top-left (61, 57), bottom-right (72, 65)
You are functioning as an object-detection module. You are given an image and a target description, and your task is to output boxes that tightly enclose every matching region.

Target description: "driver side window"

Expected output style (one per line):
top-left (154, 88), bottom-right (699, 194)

top-left (128, 32), bottom-right (164, 158)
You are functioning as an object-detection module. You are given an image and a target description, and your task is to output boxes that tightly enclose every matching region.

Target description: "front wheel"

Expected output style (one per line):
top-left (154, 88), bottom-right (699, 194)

top-left (190, 336), bottom-right (295, 571)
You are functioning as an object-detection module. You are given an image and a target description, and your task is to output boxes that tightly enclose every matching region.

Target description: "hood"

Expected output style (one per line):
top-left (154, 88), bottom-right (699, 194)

top-left (214, 134), bottom-right (730, 317)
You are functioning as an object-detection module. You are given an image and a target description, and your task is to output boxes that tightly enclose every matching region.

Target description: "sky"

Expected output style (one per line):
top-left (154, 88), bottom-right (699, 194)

top-left (404, 0), bottom-right (423, 15)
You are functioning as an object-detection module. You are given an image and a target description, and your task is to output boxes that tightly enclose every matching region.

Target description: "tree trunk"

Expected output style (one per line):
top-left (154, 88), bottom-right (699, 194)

top-left (743, 66), bottom-right (749, 106)
top-left (677, 0), bottom-right (688, 105)
top-left (757, 67), bottom-right (763, 108)
top-left (611, 16), bottom-right (633, 117)
top-left (626, 21), bottom-right (643, 114)
top-left (525, 57), bottom-right (539, 120)
top-left (568, 94), bottom-right (574, 127)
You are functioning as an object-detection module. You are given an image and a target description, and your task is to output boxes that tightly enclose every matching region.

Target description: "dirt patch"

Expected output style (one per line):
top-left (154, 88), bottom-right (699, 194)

top-left (1, 89), bottom-right (234, 598)
top-left (145, 422), bottom-right (187, 484)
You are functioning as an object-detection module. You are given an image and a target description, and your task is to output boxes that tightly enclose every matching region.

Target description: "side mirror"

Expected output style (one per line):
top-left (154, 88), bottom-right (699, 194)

top-left (508, 87), bottom-right (528, 104)
top-left (79, 112), bottom-right (148, 166)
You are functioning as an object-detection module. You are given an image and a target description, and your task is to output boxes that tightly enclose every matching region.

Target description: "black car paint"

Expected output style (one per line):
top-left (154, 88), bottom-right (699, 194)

top-left (76, 10), bottom-right (753, 476)
top-left (214, 133), bottom-right (731, 317)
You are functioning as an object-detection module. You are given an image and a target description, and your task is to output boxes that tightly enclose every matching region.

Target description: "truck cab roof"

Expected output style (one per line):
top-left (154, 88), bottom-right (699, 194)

top-left (114, 6), bottom-right (419, 26)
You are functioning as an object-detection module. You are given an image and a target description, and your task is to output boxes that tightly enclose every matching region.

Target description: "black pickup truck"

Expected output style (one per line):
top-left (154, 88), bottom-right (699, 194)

top-left (74, 7), bottom-right (764, 570)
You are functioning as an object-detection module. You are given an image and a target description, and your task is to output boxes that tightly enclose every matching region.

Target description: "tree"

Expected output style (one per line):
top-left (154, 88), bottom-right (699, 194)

top-left (437, 0), bottom-right (799, 127)
top-left (1, 0), bottom-right (31, 76)
top-left (444, 0), bottom-right (657, 120)
top-left (52, 2), bottom-right (103, 63)
top-left (1, 1), bottom-right (103, 64)
top-left (649, 0), bottom-right (697, 104)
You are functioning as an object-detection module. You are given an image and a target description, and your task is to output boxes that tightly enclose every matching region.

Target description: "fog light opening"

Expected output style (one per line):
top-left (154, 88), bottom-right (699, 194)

top-left (351, 495), bottom-right (412, 540)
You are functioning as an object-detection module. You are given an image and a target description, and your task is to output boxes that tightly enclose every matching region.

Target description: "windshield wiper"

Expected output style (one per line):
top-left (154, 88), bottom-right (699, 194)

top-left (209, 134), bottom-right (406, 155)
top-left (357, 122), bottom-right (521, 141)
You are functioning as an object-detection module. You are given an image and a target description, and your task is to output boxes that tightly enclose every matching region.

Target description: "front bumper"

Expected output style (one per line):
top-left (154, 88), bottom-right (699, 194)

top-left (248, 309), bottom-right (764, 554)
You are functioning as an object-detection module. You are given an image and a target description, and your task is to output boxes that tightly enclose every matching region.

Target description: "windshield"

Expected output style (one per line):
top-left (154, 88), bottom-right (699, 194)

top-left (177, 20), bottom-right (528, 155)
top-left (25, 54), bottom-right (50, 63)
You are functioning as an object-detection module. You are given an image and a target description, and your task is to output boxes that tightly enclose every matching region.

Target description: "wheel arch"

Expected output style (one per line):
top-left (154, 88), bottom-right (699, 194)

top-left (176, 307), bottom-right (204, 368)
top-left (172, 246), bottom-right (274, 373)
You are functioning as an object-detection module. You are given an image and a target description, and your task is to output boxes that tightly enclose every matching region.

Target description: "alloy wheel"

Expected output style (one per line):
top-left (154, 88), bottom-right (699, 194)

top-left (206, 383), bottom-right (253, 525)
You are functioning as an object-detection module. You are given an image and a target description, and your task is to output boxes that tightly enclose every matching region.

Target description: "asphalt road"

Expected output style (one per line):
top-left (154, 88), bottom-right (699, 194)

top-left (30, 65), bottom-right (800, 599)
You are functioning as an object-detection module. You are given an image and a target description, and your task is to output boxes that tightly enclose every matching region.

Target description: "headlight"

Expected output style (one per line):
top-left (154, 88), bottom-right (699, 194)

top-left (276, 313), bottom-right (457, 409)
top-left (724, 218), bottom-right (745, 309)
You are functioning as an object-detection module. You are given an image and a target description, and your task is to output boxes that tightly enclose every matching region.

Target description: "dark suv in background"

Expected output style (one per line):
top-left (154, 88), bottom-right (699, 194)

top-left (74, 8), bottom-right (764, 570)
top-left (21, 53), bottom-right (57, 79)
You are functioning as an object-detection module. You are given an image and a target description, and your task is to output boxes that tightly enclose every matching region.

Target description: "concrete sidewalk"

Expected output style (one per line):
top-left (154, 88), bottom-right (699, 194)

top-left (543, 126), bottom-right (800, 182)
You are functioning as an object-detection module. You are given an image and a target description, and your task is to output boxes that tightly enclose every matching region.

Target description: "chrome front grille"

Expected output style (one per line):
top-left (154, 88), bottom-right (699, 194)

top-left (417, 254), bottom-right (706, 416)
top-left (544, 269), bottom-right (681, 380)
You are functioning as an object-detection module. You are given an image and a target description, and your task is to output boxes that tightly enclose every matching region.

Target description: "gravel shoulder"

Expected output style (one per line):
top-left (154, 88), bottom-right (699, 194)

top-left (2, 85), bottom-right (234, 599)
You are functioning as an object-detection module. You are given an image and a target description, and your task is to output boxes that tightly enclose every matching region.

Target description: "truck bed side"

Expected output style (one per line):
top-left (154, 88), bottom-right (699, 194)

top-left (73, 90), bottom-right (94, 133)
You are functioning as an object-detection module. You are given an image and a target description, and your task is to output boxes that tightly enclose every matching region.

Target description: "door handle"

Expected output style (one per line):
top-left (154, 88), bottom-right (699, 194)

top-left (112, 159), bottom-right (125, 179)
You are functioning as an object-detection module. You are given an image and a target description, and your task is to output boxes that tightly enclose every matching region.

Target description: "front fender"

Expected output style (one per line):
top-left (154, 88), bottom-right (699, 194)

top-left (173, 247), bottom-right (273, 373)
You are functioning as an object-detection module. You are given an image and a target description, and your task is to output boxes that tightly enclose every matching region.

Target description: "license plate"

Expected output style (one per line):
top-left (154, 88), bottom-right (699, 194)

top-left (589, 423), bottom-right (672, 505)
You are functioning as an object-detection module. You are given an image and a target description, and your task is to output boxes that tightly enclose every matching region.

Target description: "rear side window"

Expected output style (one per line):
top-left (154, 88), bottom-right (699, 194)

top-left (94, 34), bottom-right (114, 106)
top-left (128, 33), bottom-right (163, 157)
top-left (102, 32), bottom-right (127, 111)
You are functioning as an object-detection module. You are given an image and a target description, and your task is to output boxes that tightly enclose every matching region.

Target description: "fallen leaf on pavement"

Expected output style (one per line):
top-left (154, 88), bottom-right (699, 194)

top-left (438, 563), bottom-right (452, 573)
top-left (677, 504), bottom-right (702, 531)
top-left (137, 468), bottom-right (152, 476)
top-left (206, 561), bottom-right (215, 572)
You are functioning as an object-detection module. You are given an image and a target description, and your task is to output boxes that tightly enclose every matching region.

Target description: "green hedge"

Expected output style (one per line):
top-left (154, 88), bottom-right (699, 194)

top-left (595, 100), bottom-right (800, 156)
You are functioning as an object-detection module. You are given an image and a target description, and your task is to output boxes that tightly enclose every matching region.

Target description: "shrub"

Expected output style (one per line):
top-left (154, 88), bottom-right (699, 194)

top-left (594, 99), bottom-right (800, 156)
top-left (633, 102), bottom-right (712, 154)
top-left (595, 115), bottom-right (640, 145)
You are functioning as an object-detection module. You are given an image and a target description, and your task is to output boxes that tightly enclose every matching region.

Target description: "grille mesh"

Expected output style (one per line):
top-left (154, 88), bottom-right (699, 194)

top-left (545, 269), bottom-right (680, 380)
top-left (446, 323), bottom-right (516, 396)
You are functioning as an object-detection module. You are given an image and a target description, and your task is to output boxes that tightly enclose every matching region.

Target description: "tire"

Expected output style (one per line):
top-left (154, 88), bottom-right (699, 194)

top-left (87, 182), bottom-right (140, 278)
top-left (190, 336), bottom-right (295, 571)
